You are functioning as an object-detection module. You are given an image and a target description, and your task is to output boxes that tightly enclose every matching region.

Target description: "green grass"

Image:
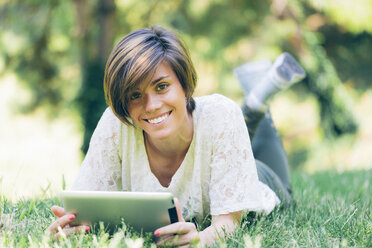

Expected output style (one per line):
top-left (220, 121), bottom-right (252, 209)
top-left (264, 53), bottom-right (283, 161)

top-left (1, 170), bottom-right (371, 247)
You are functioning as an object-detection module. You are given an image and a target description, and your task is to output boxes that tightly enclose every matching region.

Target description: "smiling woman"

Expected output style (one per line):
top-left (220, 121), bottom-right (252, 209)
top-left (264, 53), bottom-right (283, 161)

top-left (47, 25), bottom-right (303, 246)
top-left (127, 62), bottom-right (192, 141)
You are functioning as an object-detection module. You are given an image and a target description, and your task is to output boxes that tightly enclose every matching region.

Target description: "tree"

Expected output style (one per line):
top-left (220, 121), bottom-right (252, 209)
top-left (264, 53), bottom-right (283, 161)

top-left (73, 0), bottom-right (116, 153)
top-left (1, 0), bottom-right (365, 156)
top-left (272, 0), bottom-right (358, 136)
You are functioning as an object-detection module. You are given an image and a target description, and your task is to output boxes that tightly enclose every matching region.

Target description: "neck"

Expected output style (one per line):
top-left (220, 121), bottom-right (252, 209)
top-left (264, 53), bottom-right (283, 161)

top-left (144, 112), bottom-right (193, 160)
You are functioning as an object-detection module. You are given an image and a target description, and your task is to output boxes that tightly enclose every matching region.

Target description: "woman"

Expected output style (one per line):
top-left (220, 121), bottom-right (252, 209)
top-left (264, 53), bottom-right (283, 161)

top-left (47, 25), bottom-right (304, 246)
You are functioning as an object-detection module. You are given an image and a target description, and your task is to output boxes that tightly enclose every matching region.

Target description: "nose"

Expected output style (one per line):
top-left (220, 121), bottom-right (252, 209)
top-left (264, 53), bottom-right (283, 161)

top-left (144, 93), bottom-right (161, 113)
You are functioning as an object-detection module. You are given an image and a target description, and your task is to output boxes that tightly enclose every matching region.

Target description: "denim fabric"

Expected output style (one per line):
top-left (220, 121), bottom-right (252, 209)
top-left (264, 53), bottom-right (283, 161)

top-left (244, 108), bottom-right (293, 206)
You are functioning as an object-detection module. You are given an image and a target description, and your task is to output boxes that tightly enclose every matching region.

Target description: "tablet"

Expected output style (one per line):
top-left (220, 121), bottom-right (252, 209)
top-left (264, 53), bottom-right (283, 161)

top-left (60, 190), bottom-right (178, 233)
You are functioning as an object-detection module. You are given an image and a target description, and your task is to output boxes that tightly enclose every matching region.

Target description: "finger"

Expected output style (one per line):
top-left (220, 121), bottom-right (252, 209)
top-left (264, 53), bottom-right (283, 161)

top-left (173, 198), bottom-right (185, 222)
top-left (65, 225), bottom-right (90, 235)
top-left (155, 222), bottom-right (195, 237)
top-left (47, 213), bottom-right (76, 233)
top-left (53, 225), bottom-right (90, 239)
top-left (51, 206), bottom-right (66, 218)
top-left (157, 235), bottom-right (181, 246)
top-left (157, 232), bottom-right (199, 247)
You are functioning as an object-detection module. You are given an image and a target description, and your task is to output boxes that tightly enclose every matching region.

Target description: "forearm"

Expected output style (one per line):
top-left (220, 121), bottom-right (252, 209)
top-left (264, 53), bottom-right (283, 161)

top-left (198, 223), bottom-right (234, 246)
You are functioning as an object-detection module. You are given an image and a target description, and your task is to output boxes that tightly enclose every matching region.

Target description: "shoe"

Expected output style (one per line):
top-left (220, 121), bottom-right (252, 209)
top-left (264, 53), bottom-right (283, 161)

top-left (269, 52), bottom-right (306, 89)
top-left (233, 60), bottom-right (272, 96)
top-left (244, 53), bottom-right (306, 112)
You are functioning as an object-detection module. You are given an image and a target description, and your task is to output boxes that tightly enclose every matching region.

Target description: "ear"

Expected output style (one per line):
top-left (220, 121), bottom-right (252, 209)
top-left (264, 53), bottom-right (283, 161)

top-left (173, 197), bottom-right (185, 222)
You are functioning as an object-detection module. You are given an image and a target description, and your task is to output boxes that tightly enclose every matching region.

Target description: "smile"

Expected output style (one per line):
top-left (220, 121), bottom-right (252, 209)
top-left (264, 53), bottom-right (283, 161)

top-left (146, 111), bottom-right (172, 124)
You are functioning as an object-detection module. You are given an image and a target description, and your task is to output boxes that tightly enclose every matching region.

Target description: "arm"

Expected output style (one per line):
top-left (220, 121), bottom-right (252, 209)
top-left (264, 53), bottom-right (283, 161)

top-left (155, 198), bottom-right (242, 247)
top-left (199, 211), bottom-right (242, 246)
top-left (156, 96), bottom-right (277, 246)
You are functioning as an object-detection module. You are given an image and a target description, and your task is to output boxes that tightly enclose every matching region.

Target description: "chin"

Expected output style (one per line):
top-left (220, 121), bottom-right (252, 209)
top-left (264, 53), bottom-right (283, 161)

top-left (146, 130), bottom-right (174, 140)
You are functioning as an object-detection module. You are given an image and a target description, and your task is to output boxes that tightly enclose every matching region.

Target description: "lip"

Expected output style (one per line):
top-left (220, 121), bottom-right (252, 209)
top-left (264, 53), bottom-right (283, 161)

top-left (144, 111), bottom-right (172, 125)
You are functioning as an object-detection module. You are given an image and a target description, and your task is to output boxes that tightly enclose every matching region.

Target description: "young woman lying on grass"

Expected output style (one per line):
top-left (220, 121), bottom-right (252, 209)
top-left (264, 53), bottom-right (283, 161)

top-left (47, 25), bottom-right (305, 246)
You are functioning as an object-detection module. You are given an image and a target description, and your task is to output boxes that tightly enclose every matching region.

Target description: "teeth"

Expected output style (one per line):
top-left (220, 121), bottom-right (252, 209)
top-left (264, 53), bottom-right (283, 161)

top-left (148, 113), bottom-right (168, 124)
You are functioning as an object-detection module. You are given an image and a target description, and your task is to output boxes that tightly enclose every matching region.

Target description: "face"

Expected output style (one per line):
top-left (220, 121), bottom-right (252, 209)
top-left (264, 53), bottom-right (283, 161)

top-left (127, 62), bottom-right (191, 140)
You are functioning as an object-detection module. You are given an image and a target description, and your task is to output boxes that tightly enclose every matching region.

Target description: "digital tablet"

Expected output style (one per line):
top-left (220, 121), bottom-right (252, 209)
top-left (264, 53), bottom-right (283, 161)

top-left (60, 191), bottom-right (178, 233)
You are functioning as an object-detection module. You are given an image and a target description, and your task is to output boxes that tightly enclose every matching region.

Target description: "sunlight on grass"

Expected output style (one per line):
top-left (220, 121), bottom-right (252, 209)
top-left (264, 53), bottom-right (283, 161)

top-left (1, 170), bottom-right (369, 247)
top-left (0, 74), bottom-right (82, 201)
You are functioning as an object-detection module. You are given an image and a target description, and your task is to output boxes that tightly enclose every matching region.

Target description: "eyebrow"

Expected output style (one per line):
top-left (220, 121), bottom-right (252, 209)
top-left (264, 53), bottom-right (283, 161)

top-left (129, 75), bottom-right (170, 93)
top-left (150, 75), bottom-right (170, 86)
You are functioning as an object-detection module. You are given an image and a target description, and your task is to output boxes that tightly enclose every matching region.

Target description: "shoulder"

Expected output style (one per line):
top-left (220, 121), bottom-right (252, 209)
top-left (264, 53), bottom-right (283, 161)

top-left (93, 107), bottom-right (126, 139)
top-left (195, 93), bottom-right (238, 107)
top-left (192, 94), bottom-right (245, 143)
top-left (101, 107), bottom-right (120, 122)
top-left (194, 94), bottom-right (242, 120)
top-left (99, 107), bottom-right (123, 127)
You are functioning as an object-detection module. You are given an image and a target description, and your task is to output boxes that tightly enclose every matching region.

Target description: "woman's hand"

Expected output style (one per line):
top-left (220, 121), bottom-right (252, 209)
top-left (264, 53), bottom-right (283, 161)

top-left (154, 198), bottom-right (199, 247)
top-left (46, 206), bottom-right (89, 238)
top-left (154, 198), bottom-right (242, 247)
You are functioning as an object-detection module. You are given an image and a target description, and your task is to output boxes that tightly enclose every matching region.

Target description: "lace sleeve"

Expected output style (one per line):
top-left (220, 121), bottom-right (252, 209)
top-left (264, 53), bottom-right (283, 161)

top-left (71, 108), bottom-right (123, 191)
top-left (208, 95), bottom-right (278, 215)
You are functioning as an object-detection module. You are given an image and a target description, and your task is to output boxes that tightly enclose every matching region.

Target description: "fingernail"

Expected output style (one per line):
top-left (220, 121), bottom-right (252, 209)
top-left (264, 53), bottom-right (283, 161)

top-left (69, 215), bottom-right (75, 221)
top-left (154, 230), bottom-right (160, 236)
top-left (85, 226), bottom-right (90, 233)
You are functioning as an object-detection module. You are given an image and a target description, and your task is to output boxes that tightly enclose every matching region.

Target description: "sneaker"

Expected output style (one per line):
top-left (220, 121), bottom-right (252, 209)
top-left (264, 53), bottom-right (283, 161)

top-left (270, 52), bottom-right (306, 89)
top-left (245, 53), bottom-right (306, 112)
top-left (233, 60), bottom-right (272, 96)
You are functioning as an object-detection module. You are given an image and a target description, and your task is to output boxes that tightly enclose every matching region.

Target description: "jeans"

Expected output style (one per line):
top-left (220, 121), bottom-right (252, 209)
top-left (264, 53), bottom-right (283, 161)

top-left (243, 107), bottom-right (293, 206)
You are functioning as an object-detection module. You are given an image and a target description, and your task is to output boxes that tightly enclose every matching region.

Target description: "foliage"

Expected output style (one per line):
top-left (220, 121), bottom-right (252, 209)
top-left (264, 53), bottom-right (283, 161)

top-left (0, 0), bottom-right (79, 116)
top-left (2, 0), bottom-right (371, 152)
top-left (1, 170), bottom-right (371, 247)
top-left (307, 0), bottom-right (372, 34)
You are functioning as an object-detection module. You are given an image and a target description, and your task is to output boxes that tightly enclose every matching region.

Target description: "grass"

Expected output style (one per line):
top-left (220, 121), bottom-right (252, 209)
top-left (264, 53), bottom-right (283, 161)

top-left (0, 170), bottom-right (371, 247)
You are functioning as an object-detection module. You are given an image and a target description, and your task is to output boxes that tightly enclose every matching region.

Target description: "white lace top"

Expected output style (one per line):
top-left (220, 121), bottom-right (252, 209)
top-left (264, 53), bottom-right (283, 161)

top-left (72, 94), bottom-right (280, 222)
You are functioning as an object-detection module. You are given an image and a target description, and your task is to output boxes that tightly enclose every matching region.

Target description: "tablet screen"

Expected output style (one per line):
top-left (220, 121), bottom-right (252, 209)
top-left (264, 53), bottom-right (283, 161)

top-left (61, 191), bottom-right (178, 233)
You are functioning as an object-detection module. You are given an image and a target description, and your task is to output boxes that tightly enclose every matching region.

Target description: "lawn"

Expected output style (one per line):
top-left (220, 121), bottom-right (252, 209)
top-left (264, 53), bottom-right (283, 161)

top-left (0, 169), bottom-right (370, 247)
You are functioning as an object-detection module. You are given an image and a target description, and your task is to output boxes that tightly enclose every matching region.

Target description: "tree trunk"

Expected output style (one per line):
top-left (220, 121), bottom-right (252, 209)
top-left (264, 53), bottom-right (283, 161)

top-left (73, 0), bottom-right (116, 154)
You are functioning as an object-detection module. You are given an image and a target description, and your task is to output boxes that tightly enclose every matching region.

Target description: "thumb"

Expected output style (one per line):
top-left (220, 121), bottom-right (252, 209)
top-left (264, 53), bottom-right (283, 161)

top-left (51, 205), bottom-right (66, 218)
top-left (173, 198), bottom-right (185, 222)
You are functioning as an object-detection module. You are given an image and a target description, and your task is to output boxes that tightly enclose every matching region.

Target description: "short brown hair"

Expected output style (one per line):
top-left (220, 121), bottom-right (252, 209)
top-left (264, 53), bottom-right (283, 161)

top-left (104, 25), bottom-right (197, 125)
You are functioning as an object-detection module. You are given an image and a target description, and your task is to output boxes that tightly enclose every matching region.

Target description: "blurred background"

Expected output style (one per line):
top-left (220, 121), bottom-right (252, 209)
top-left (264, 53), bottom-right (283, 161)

top-left (1, 0), bottom-right (371, 201)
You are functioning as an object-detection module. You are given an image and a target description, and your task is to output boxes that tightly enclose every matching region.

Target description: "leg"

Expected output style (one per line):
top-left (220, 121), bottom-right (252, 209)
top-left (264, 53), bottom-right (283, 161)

top-left (255, 159), bottom-right (292, 206)
top-left (242, 105), bottom-right (292, 196)
top-left (242, 103), bottom-right (266, 140)
top-left (252, 110), bottom-right (292, 194)
top-left (235, 52), bottom-right (305, 197)
top-left (245, 53), bottom-right (306, 111)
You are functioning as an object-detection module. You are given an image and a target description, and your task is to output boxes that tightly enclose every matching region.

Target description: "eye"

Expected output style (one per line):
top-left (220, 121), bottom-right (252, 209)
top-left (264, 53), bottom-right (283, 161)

top-left (156, 83), bottom-right (169, 91)
top-left (130, 92), bottom-right (141, 100)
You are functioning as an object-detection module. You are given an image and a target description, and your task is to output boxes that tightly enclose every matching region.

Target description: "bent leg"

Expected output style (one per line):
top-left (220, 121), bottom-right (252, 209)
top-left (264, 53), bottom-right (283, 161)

top-left (242, 104), bottom-right (292, 195)
top-left (252, 110), bottom-right (292, 194)
top-left (236, 53), bottom-right (305, 198)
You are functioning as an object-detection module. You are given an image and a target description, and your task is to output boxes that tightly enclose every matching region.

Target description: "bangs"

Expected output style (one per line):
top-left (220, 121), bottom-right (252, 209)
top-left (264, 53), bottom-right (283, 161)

top-left (120, 40), bottom-right (165, 112)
